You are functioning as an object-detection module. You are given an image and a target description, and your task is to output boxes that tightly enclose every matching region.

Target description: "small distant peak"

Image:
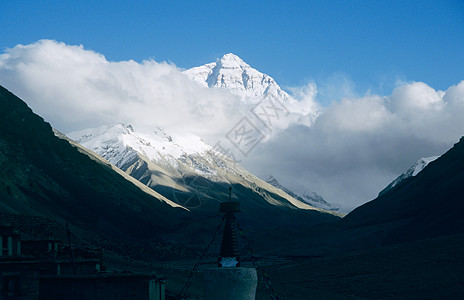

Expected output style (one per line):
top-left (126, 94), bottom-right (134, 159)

top-left (267, 174), bottom-right (276, 181)
top-left (266, 174), bottom-right (279, 185)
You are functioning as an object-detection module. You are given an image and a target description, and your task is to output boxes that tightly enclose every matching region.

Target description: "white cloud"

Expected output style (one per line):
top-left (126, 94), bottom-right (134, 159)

top-left (244, 80), bottom-right (464, 210)
top-left (1, 40), bottom-right (463, 211)
top-left (390, 81), bottom-right (445, 112)
top-left (444, 81), bottom-right (464, 105)
top-left (319, 95), bottom-right (392, 132)
top-left (0, 40), bottom-right (244, 141)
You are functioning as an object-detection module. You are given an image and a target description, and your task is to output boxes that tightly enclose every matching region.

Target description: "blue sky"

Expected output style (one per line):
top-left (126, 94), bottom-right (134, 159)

top-left (1, 0), bottom-right (463, 95)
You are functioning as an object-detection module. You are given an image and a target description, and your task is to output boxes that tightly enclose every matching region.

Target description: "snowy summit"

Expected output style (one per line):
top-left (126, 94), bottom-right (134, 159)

top-left (67, 124), bottom-right (211, 170)
top-left (184, 53), bottom-right (292, 102)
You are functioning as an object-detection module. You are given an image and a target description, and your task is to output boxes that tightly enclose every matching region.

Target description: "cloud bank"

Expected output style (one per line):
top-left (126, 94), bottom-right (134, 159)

top-left (246, 81), bottom-right (464, 210)
top-left (1, 40), bottom-right (463, 211)
top-left (0, 40), bottom-right (247, 140)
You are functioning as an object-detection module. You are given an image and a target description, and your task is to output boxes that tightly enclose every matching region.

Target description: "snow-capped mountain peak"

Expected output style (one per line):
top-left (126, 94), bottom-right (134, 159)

top-left (184, 53), bottom-right (292, 102)
top-left (67, 124), bottom-right (211, 169)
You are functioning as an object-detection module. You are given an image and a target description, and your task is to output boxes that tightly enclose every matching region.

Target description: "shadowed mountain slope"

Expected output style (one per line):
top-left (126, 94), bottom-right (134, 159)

top-left (342, 136), bottom-right (464, 244)
top-left (378, 155), bottom-right (439, 196)
top-left (0, 85), bottom-right (188, 241)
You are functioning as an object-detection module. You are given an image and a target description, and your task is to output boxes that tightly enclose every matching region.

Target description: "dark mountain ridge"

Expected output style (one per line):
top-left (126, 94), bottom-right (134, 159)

top-left (0, 85), bottom-right (187, 241)
top-left (342, 136), bottom-right (464, 244)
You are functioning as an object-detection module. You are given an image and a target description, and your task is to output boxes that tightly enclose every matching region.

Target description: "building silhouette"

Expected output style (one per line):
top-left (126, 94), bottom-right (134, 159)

top-left (0, 226), bottom-right (165, 300)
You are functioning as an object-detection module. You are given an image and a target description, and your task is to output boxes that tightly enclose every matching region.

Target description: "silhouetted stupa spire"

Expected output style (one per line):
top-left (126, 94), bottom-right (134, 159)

top-left (218, 186), bottom-right (241, 267)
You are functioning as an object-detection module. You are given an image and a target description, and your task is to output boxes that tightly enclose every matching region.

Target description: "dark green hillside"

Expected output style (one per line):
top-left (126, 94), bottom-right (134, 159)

top-left (0, 85), bottom-right (188, 240)
top-left (342, 136), bottom-right (464, 244)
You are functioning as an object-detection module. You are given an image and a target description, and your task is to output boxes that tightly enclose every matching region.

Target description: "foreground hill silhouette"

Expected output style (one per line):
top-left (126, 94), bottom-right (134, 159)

top-left (0, 85), bottom-right (190, 241)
